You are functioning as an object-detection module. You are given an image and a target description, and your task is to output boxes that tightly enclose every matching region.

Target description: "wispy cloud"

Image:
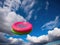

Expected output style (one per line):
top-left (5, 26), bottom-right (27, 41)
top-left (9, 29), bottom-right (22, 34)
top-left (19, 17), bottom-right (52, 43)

top-left (4, 0), bottom-right (21, 11)
top-left (21, 0), bottom-right (35, 12)
top-left (41, 16), bottom-right (60, 30)
top-left (45, 1), bottom-right (49, 10)
top-left (26, 10), bottom-right (34, 20)
top-left (21, 0), bottom-right (36, 21)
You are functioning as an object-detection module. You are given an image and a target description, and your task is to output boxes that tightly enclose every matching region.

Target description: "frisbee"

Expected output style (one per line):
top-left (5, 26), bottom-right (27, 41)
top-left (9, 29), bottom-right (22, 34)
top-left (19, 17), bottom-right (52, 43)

top-left (12, 22), bottom-right (32, 35)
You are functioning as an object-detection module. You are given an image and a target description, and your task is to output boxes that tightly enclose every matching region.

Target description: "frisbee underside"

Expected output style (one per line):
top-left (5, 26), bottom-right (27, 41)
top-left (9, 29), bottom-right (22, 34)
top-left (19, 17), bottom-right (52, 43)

top-left (11, 29), bottom-right (32, 35)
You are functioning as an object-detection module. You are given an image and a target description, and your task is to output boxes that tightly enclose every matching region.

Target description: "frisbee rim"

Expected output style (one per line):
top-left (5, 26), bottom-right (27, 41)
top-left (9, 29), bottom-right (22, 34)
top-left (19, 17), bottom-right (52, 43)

top-left (12, 22), bottom-right (32, 32)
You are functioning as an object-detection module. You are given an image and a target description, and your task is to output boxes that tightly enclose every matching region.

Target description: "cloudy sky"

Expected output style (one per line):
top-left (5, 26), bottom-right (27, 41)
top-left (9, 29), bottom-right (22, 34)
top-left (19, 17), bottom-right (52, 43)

top-left (0, 0), bottom-right (60, 45)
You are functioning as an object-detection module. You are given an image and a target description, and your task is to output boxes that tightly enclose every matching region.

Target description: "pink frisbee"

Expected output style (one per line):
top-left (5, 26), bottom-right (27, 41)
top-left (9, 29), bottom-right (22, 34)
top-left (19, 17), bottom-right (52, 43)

top-left (12, 22), bottom-right (32, 35)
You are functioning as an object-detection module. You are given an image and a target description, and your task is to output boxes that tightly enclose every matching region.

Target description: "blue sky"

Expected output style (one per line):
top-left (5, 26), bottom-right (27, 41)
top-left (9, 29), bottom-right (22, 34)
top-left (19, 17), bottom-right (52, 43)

top-left (0, 0), bottom-right (60, 45)
top-left (15, 0), bottom-right (60, 39)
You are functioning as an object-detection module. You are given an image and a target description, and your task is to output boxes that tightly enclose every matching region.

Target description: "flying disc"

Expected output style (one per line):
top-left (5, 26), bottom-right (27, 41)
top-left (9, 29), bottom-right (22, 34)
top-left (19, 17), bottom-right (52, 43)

top-left (12, 22), bottom-right (32, 35)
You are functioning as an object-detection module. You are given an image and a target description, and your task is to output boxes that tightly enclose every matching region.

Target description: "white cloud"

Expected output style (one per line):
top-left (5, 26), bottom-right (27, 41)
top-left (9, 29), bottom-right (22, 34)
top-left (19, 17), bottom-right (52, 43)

top-left (2, 0), bottom-right (37, 21)
top-left (8, 37), bottom-right (24, 45)
top-left (48, 28), bottom-right (60, 41)
top-left (27, 28), bottom-right (60, 45)
top-left (21, 0), bottom-right (35, 12)
top-left (21, 0), bottom-right (36, 20)
top-left (0, 7), bottom-right (26, 35)
top-left (45, 1), bottom-right (49, 10)
top-left (4, 0), bottom-right (21, 11)
top-left (41, 16), bottom-right (60, 30)
top-left (26, 10), bottom-right (34, 20)
top-left (27, 35), bottom-right (49, 43)
top-left (0, 32), bottom-right (9, 43)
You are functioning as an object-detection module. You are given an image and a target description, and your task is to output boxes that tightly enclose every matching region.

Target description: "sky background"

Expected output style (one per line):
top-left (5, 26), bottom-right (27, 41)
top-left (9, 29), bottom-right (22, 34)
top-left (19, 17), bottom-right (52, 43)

top-left (0, 0), bottom-right (60, 45)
